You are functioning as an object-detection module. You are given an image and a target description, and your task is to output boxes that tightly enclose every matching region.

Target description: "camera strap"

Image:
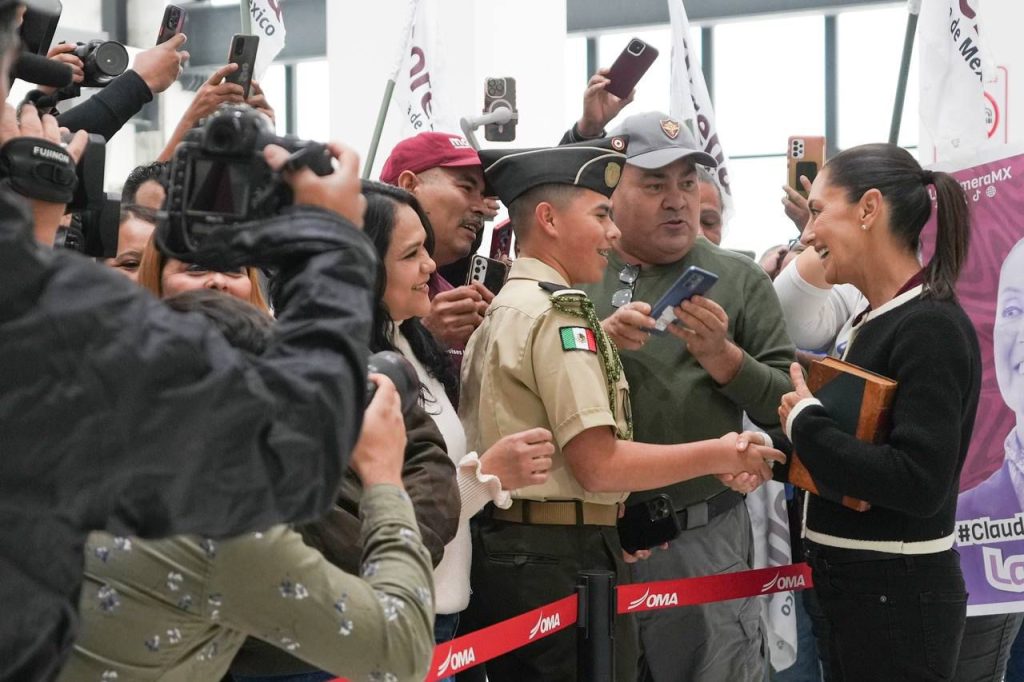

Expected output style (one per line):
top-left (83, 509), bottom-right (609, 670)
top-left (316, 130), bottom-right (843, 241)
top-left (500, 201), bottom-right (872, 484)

top-left (0, 137), bottom-right (78, 204)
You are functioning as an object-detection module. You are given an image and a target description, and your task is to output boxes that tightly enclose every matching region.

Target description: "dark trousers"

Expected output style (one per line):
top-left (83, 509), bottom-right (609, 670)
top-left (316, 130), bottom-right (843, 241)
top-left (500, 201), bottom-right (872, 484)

top-left (805, 544), bottom-right (967, 681)
top-left (460, 515), bottom-right (637, 682)
top-left (956, 611), bottom-right (1024, 682)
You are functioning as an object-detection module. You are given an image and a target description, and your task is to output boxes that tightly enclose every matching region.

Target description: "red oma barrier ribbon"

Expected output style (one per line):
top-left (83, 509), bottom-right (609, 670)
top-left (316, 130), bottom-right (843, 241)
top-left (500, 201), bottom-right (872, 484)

top-left (330, 594), bottom-right (577, 682)
top-left (423, 593), bottom-right (578, 681)
top-left (330, 562), bottom-right (812, 681)
top-left (616, 561), bottom-right (813, 614)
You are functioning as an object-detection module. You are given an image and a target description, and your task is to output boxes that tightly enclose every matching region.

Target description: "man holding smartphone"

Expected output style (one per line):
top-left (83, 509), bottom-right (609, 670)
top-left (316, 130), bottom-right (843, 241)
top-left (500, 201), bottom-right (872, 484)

top-left (459, 137), bottom-right (783, 682)
top-left (380, 132), bottom-right (495, 401)
top-left (581, 112), bottom-right (796, 682)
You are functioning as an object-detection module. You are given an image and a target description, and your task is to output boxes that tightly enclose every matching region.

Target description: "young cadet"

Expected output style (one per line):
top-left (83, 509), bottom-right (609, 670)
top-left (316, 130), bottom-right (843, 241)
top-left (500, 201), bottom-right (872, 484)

top-left (459, 137), bottom-right (785, 682)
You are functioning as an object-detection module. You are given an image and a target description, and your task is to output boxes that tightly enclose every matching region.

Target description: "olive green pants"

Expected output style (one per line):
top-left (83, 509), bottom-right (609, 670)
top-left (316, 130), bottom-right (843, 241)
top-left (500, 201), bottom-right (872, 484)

top-left (460, 514), bottom-right (637, 682)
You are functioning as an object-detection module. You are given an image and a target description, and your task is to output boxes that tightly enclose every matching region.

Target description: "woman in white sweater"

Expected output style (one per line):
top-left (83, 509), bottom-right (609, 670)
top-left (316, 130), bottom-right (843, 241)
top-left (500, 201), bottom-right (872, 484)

top-left (362, 181), bottom-right (554, 676)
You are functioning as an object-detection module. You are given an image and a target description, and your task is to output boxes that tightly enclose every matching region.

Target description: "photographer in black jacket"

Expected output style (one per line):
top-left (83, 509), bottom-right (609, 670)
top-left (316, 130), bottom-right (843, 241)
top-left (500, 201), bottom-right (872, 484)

top-left (0, 2), bottom-right (381, 679)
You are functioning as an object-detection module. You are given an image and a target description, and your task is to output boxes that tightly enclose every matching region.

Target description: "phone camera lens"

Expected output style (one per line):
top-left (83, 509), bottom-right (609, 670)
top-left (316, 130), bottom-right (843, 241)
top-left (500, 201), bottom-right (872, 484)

top-left (234, 39), bottom-right (244, 56)
top-left (628, 40), bottom-right (645, 56)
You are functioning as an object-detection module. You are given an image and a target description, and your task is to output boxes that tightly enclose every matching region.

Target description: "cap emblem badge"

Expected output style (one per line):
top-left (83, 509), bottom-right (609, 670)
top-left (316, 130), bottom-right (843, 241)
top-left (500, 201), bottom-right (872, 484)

top-left (660, 119), bottom-right (681, 140)
top-left (605, 162), bottom-right (621, 188)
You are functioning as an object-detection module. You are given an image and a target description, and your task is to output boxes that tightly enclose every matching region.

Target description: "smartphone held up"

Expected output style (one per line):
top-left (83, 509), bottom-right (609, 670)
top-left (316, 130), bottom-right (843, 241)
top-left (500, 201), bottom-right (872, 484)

top-left (157, 5), bottom-right (187, 45)
top-left (787, 135), bottom-right (825, 198)
top-left (605, 38), bottom-right (659, 99)
top-left (483, 77), bottom-right (518, 142)
top-left (226, 34), bottom-right (260, 98)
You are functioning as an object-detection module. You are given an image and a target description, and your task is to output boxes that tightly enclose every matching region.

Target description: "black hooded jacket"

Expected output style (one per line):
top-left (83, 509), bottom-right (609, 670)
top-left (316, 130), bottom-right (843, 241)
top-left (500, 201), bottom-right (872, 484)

top-left (0, 188), bottom-right (378, 681)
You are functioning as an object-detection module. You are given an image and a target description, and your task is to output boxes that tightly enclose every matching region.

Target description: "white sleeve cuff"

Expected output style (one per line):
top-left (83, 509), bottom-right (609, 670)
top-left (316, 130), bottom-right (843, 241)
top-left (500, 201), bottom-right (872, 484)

top-left (457, 452), bottom-right (512, 512)
top-left (785, 397), bottom-right (823, 441)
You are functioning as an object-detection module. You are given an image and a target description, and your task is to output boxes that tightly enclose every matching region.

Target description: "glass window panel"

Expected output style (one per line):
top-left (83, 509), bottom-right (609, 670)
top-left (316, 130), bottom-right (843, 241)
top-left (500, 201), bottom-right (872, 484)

top-left (714, 16), bottom-right (825, 156)
top-left (720, 156), bottom-right (803, 263)
top-left (295, 60), bottom-right (331, 141)
top-left (837, 7), bottom-right (919, 151)
top-left (564, 35), bottom-right (588, 128)
top-left (260, 63), bottom-right (288, 134)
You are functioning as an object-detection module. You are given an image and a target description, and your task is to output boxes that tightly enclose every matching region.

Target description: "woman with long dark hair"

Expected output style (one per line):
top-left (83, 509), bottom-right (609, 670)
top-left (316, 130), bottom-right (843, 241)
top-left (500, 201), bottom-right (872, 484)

top-left (778, 143), bottom-right (981, 681)
top-left (361, 181), bottom-right (555, 674)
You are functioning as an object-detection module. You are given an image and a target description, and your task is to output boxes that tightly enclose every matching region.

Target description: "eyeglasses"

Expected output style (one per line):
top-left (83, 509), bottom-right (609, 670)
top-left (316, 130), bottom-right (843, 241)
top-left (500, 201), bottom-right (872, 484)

top-left (611, 263), bottom-right (640, 308)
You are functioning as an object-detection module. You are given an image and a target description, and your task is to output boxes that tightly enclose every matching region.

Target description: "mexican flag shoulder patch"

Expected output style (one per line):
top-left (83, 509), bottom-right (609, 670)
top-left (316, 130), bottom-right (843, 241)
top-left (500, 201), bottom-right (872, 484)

top-left (560, 326), bottom-right (597, 353)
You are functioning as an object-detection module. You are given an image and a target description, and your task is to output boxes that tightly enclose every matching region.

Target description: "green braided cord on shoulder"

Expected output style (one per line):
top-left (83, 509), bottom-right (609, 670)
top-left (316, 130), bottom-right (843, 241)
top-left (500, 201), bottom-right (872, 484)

top-left (550, 293), bottom-right (633, 440)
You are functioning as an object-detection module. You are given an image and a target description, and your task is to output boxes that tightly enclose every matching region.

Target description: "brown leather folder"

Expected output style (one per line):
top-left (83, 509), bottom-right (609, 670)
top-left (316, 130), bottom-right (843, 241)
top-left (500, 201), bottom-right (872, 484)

top-left (788, 357), bottom-right (898, 512)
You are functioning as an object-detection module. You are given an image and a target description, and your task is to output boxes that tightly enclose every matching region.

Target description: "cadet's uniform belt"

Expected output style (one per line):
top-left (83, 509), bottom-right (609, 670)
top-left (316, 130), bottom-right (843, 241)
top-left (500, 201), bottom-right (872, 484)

top-left (491, 499), bottom-right (619, 527)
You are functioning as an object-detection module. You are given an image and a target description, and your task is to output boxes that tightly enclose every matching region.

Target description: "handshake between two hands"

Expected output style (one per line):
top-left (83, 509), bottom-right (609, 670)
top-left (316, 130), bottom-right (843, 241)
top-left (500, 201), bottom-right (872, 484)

top-left (715, 430), bottom-right (785, 495)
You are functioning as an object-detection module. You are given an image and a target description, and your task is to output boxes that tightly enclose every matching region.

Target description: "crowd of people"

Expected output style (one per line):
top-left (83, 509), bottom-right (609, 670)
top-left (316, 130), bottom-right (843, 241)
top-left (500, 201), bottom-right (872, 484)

top-left (0, 0), bottom-right (1017, 680)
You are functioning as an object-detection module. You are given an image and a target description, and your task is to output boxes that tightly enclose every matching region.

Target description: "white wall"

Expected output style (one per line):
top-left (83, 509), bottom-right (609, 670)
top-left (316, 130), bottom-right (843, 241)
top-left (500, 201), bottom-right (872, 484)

top-left (328, 0), bottom-right (569, 180)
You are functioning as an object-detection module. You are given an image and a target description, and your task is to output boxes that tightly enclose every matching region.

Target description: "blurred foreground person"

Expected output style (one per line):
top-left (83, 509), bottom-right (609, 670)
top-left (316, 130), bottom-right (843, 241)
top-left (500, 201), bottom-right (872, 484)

top-left (0, 3), bottom-right (378, 676)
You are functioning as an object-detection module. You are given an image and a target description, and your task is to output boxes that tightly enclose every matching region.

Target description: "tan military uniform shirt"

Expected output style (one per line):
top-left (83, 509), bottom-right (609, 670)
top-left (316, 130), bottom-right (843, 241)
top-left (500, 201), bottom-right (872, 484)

top-left (460, 257), bottom-right (631, 506)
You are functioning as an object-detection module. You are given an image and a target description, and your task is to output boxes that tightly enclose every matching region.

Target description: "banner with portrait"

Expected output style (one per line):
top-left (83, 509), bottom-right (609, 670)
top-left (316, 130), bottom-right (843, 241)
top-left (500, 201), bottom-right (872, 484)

top-left (924, 145), bottom-right (1024, 615)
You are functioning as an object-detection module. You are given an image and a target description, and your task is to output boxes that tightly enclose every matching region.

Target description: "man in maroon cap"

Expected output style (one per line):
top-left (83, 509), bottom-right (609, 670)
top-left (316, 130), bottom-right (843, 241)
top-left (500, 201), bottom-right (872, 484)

top-left (381, 132), bottom-right (493, 396)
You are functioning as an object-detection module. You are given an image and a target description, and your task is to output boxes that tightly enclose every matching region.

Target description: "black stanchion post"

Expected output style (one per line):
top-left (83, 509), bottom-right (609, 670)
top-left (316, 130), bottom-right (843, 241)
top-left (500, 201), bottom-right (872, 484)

top-left (576, 569), bottom-right (616, 682)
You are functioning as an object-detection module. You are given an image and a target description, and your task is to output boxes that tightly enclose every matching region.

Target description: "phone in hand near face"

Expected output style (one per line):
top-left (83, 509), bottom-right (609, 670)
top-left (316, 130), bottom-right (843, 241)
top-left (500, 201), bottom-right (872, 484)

top-left (787, 136), bottom-right (825, 199)
top-left (618, 494), bottom-right (682, 553)
top-left (605, 38), bottom-right (659, 99)
top-left (466, 254), bottom-right (510, 295)
top-left (647, 265), bottom-right (719, 334)
top-left (225, 34), bottom-right (260, 98)
top-left (484, 77), bottom-right (517, 142)
top-left (157, 5), bottom-right (187, 45)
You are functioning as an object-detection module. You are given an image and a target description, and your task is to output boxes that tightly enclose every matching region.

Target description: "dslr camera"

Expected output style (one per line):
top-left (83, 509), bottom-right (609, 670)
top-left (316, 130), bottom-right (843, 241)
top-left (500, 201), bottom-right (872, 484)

top-left (68, 39), bottom-right (129, 88)
top-left (162, 104), bottom-right (332, 254)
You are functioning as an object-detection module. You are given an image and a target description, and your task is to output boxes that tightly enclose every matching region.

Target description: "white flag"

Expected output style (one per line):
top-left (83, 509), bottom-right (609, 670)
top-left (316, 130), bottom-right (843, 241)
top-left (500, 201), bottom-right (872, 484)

top-left (248, 0), bottom-right (286, 81)
top-left (668, 0), bottom-right (734, 219)
top-left (391, 0), bottom-right (455, 136)
top-left (918, 0), bottom-right (992, 162)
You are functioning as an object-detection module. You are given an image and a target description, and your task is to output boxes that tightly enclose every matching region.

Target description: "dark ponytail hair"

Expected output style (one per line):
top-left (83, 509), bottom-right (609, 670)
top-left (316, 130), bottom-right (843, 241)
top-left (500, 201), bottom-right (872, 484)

top-left (361, 180), bottom-right (458, 403)
top-left (824, 143), bottom-right (970, 300)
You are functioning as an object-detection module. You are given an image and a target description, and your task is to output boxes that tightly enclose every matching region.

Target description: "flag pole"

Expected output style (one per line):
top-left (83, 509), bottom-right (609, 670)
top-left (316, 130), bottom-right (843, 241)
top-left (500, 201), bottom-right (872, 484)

top-left (240, 0), bottom-right (252, 33)
top-left (889, 1), bottom-right (921, 144)
top-left (363, 0), bottom-right (418, 179)
top-left (363, 79), bottom-right (396, 179)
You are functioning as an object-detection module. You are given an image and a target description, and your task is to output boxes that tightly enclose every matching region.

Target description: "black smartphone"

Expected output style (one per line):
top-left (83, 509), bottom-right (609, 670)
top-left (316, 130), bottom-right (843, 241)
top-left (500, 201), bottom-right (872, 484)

top-left (647, 265), bottom-right (719, 334)
top-left (466, 254), bottom-right (510, 295)
top-left (605, 38), bottom-right (659, 99)
top-left (617, 494), bottom-right (682, 553)
top-left (225, 34), bottom-right (260, 98)
top-left (483, 77), bottom-right (517, 142)
top-left (157, 5), bottom-right (187, 46)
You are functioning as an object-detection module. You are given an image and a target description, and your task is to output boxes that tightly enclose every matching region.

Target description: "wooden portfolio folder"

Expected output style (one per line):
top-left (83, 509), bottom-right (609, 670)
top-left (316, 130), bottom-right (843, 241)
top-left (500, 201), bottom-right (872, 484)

top-left (788, 357), bottom-right (897, 512)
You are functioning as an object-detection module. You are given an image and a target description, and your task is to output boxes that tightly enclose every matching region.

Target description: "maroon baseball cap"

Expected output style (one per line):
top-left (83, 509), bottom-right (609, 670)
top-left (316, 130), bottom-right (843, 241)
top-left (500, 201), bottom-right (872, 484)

top-left (379, 132), bottom-right (482, 185)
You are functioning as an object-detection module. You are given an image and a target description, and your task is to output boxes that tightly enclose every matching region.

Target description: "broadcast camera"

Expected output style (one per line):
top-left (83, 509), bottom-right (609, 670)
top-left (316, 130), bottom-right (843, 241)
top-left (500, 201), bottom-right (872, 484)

top-left (162, 104), bottom-right (333, 255)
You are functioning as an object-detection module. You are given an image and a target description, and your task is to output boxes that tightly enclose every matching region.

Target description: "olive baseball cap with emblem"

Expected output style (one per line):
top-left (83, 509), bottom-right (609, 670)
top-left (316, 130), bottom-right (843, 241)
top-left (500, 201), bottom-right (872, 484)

top-left (0, 0), bottom-right (62, 14)
top-left (611, 111), bottom-right (718, 170)
top-left (478, 136), bottom-right (629, 207)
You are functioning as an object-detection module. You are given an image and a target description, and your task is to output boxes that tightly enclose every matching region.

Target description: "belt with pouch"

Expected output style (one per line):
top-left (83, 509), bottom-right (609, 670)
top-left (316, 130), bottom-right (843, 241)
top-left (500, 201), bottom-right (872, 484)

top-left (675, 489), bottom-right (745, 530)
top-left (490, 499), bottom-right (619, 527)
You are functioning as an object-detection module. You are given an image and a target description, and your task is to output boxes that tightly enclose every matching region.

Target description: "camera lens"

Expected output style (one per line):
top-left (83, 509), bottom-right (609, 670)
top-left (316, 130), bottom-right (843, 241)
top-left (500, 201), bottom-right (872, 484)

top-left (628, 39), bottom-right (645, 56)
top-left (92, 41), bottom-right (129, 78)
top-left (234, 38), bottom-right (245, 56)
